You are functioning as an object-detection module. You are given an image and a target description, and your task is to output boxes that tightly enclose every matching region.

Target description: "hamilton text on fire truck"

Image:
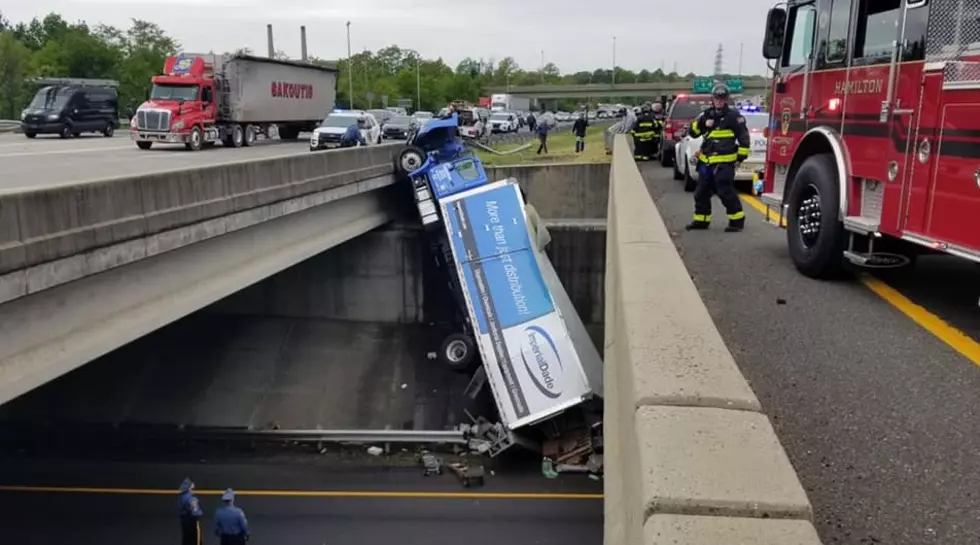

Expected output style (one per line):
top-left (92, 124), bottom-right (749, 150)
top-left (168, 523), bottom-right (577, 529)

top-left (833, 79), bottom-right (883, 95)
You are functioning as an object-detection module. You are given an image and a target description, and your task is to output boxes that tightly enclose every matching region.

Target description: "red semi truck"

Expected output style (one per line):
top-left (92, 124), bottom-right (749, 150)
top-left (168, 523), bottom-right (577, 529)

top-left (758, 0), bottom-right (980, 276)
top-left (130, 53), bottom-right (338, 151)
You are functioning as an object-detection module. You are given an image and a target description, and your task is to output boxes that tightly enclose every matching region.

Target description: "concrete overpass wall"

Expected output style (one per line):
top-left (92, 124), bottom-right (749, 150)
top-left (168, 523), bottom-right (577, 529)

top-left (0, 145), bottom-right (401, 406)
top-left (602, 134), bottom-right (821, 544)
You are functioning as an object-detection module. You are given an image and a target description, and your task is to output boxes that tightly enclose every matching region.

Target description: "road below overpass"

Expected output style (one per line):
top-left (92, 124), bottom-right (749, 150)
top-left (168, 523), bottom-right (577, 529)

top-left (0, 455), bottom-right (602, 545)
top-left (641, 164), bottom-right (980, 545)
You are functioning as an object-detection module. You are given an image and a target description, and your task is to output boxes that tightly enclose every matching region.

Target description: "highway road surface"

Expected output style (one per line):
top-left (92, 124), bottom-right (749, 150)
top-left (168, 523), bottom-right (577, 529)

top-left (641, 163), bottom-right (980, 545)
top-left (0, 455), bottom-right (602, 544)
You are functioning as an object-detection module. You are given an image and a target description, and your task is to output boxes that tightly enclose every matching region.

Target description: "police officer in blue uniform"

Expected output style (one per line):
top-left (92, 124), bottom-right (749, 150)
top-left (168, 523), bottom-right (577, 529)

top-left (340, 120), bottom-right (367, 148)
top-left (214, 488), bottom-right (251, 545)
top-left (685, 84), bottom-right (749, 232)
top-left (178, 478), bottom-right (204, 545)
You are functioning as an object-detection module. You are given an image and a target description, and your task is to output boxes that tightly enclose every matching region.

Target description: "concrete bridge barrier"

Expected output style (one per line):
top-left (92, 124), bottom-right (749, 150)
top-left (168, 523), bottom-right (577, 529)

top-left (602, 134), bottom-right (822, 544)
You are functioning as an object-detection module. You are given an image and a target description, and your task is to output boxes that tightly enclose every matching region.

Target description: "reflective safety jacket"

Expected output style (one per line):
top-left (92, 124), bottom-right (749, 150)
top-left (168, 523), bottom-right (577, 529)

top-left (689, 106), bottom-right (750, 165)
top-left (630, 112), bottom-right (657, 141)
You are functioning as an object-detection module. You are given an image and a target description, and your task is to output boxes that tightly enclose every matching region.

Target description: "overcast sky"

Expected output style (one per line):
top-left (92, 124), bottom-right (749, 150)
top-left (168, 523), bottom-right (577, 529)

top-left (5, 0), bottom-right (775, 76)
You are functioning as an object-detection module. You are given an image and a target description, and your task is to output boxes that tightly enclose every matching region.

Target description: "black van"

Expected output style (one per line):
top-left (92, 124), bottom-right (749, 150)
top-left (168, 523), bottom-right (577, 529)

top-left (20, 85), bottom-right (119, 139)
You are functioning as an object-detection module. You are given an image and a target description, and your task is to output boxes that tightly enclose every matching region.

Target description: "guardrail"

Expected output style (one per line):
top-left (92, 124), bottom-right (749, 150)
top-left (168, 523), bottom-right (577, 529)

top-left (602, 134), bottom-right (821, 544)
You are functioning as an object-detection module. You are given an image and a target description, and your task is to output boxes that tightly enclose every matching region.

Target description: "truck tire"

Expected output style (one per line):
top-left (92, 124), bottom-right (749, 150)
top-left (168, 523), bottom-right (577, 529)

top-left (244, 125), bottom-right (257, 146)
top-left (395, 146), bottom-right (426, 177)
top-left (24, 132), bottom-right (36, 139)
top-left (786, 154), bottom-right (847, 279)
top-left (230, 124), bottom-right (245, 148)
top-left (439, 333), bottom-right (476, 373)
top-left (660, 146), bottom-right (673, 168)
top-left (185, 127), bottom-right (203, 151)
top-left (103, 123), bottom-right (114, 137)
top-left (683, 162), bottom-right (697, 192)
top-left (60, 125), bottom-right (72, 139)
top-left (136, 141), bottom-right (152, 150)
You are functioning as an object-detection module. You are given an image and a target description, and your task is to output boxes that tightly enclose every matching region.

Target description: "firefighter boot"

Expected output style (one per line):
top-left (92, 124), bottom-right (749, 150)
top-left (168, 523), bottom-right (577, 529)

top-left (725, 217), bottom-right (745, 233)
top-left (686, 214), bottom-right (710, 230)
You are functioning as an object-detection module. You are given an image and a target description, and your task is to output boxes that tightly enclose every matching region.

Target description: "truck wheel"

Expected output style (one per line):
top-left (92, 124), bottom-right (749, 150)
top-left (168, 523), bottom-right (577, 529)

top-left (103, 124), bottom-right (114, 137)
top-left (660, 147), bottom-right (673, 168)
top-left (136, 141), bottom-right (152, 150)
top-left (230, 124), bottom-right (245, 148)
top-left (786, 154), bottom-right (847, 279)
top-left (683, 162), bottom-right (697, 192)
top-left (396, 146), bottom-right (426, 177)
top-left (439, 333), bottom-right (475, 372)
top-left (60, 125), bottom-right (72, 139)
top-left (244, 125), bottom-right (257, 146)
top-left (24, 132), bottom-right (36, 139)
top-left (185, 127), bottom-right (203, 151)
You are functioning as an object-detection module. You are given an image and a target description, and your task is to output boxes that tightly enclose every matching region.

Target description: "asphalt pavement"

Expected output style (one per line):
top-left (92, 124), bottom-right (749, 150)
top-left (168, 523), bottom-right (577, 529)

top-left (640, 163), bottom-right (980, 545)
top-left (0, 457), bottom-right (602, 545)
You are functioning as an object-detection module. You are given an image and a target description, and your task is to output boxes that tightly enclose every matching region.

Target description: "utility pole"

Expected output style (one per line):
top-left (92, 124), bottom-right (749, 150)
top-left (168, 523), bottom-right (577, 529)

top-left (612, 36), bottom-right (617, 85)
top-left (346, 21), bottom-right (353, 109)
top-left (540, 50), bottom-right (544, 83)
top-left (416, 55), bottom-right (421, 111)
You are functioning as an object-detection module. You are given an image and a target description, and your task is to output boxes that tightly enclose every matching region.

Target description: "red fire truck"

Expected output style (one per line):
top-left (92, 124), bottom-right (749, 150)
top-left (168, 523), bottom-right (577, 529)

top-left (758, 0), bottom-right (980, 278)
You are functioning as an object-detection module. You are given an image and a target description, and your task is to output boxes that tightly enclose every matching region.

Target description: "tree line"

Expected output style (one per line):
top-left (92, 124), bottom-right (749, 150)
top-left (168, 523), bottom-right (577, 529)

top-left (0, 11), bottom-right (765, 119)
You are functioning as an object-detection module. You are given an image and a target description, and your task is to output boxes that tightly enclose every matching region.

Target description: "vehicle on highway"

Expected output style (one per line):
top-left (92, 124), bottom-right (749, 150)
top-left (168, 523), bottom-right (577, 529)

top-left (457, 108), bottom-right (487, 139)
top-left (674, 111), bottom-right (769, 192)
top-left (490, 93), bottom-right (531, 113)
top-left (309, 111), bottom-right (380, 151)
top-left (130, 52), bottom-right (338, 151)
top-left (368, 109), bottom-right (394, 126)
top-left (20, 78), bottom-right (119, 139)
top-left (758, 0), bottom-right (980, 277)
top-left (412, 111), bottom-right (434, 126)
top-left (656, 93), bottom-right (725, 167)
top-left (382, 114), bottom-right (416, 140)
top-left (488, 112), bottom-right (520, 133)
top-left (386, 107), bottom-right (408, 116)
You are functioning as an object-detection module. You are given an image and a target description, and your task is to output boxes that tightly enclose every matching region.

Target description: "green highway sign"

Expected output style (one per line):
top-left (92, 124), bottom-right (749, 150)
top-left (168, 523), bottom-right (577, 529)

top-left (692, 78), bottom-right (714, 93)
top-left (691, 78), bottom-right (745, 94)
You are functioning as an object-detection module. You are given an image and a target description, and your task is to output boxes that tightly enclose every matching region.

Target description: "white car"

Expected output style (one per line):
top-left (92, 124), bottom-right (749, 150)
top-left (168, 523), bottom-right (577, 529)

top-left (412, 111), bottom-right (434, 127)
top-left (309, 111), bottom-right (381, 151)
top-left (489, 112), bottom-right (520, 133)
top-left (673, 111), bottom-right (769, 191)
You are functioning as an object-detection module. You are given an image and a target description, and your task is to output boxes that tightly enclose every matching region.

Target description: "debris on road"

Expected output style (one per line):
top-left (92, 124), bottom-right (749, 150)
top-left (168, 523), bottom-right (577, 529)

top-left (418, 450), bottom-right (443, 476)
top-left (448, 462), bottom-right (485, 487)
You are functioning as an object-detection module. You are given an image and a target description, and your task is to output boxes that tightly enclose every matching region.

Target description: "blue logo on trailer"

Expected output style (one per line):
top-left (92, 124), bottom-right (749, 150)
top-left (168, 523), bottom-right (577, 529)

top-left (172, 57), bottom-right (194, 74)
top-left (521, 325), bottom-right (564, 398)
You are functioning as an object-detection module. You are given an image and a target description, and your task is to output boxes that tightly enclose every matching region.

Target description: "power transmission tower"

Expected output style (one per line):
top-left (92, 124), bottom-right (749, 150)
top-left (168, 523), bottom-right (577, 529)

top-left (714, 43), bottom-right (724, 77)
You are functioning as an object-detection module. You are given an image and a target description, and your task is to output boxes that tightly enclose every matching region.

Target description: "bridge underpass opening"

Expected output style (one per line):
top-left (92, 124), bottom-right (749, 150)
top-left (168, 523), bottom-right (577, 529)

top-left (0, 219), bottom-right (605, 453)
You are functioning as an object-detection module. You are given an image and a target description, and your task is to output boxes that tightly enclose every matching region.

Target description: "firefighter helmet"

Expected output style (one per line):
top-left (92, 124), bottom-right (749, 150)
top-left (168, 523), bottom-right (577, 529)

top-left (711, 84), bottom-right (730, 99)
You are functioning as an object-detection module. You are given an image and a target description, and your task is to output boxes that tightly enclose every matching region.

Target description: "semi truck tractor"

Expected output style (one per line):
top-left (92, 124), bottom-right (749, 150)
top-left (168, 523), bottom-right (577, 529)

top-left (130, 53), bottom-right (338, 151)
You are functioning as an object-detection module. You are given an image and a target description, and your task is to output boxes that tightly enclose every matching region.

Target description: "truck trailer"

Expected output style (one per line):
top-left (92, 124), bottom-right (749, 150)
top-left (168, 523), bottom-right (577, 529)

top-left (490, 94), bottom-right (531, 113)
top-left (130, 53), bottom-right (338, 151)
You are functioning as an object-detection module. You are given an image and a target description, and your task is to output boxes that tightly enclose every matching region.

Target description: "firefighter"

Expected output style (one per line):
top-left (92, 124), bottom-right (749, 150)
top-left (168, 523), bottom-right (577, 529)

top-left (650, 102), bottom-right (666, 156)
top-left (685, 84), bottom-right (749, 232)
top-left (178, 478), bottom-right (204, 545)
top-left (630, 103), bottom-right (656, 161)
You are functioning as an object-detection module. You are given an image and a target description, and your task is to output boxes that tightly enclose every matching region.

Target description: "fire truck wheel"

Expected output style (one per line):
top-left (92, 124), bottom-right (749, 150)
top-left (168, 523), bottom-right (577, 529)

top-left (787, 154), bottom-right (846, 279)
top-left (396, 146), bottom-right (426, 177)
top-left (439, 333), bottom-right (475, 372)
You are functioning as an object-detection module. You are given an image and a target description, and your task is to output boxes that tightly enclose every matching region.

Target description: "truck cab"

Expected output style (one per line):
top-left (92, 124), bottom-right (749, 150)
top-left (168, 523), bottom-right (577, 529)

top-left (130, 55), bottom-right (222, 151)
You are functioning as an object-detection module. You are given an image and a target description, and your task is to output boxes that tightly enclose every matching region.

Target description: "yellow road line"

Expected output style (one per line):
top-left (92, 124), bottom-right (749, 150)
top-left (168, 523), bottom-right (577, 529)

top-left (0, 485), bottom-right (602, 500)
top-left (859, 275), bottom-right (980, 367)
top-left (740, 194), bottom-right (980, 367)
top-left (741, 194), bottom-right (786, 227)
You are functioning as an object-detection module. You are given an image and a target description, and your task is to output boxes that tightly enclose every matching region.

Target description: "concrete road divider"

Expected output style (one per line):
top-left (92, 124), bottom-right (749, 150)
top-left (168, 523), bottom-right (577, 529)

top-left (0, 144), bottom-right (400, 304)
top-left (603, 134), bottom-right (821, 544)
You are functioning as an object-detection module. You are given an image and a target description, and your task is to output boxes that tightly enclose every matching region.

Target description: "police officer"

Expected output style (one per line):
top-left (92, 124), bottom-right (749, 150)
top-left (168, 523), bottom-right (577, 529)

top-left (178, 478), bottom-right (204, 545)
top-left (685, 84), bottom-right (749, 232)
top-left (630, 104), bottom-right (656, 161)
top-left (214, 488), bottom-right (251, 545)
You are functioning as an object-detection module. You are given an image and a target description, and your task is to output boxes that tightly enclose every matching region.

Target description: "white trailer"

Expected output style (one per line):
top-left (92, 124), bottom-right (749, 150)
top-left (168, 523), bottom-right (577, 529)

top-left (490, 94), bottom-right (531, 113)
